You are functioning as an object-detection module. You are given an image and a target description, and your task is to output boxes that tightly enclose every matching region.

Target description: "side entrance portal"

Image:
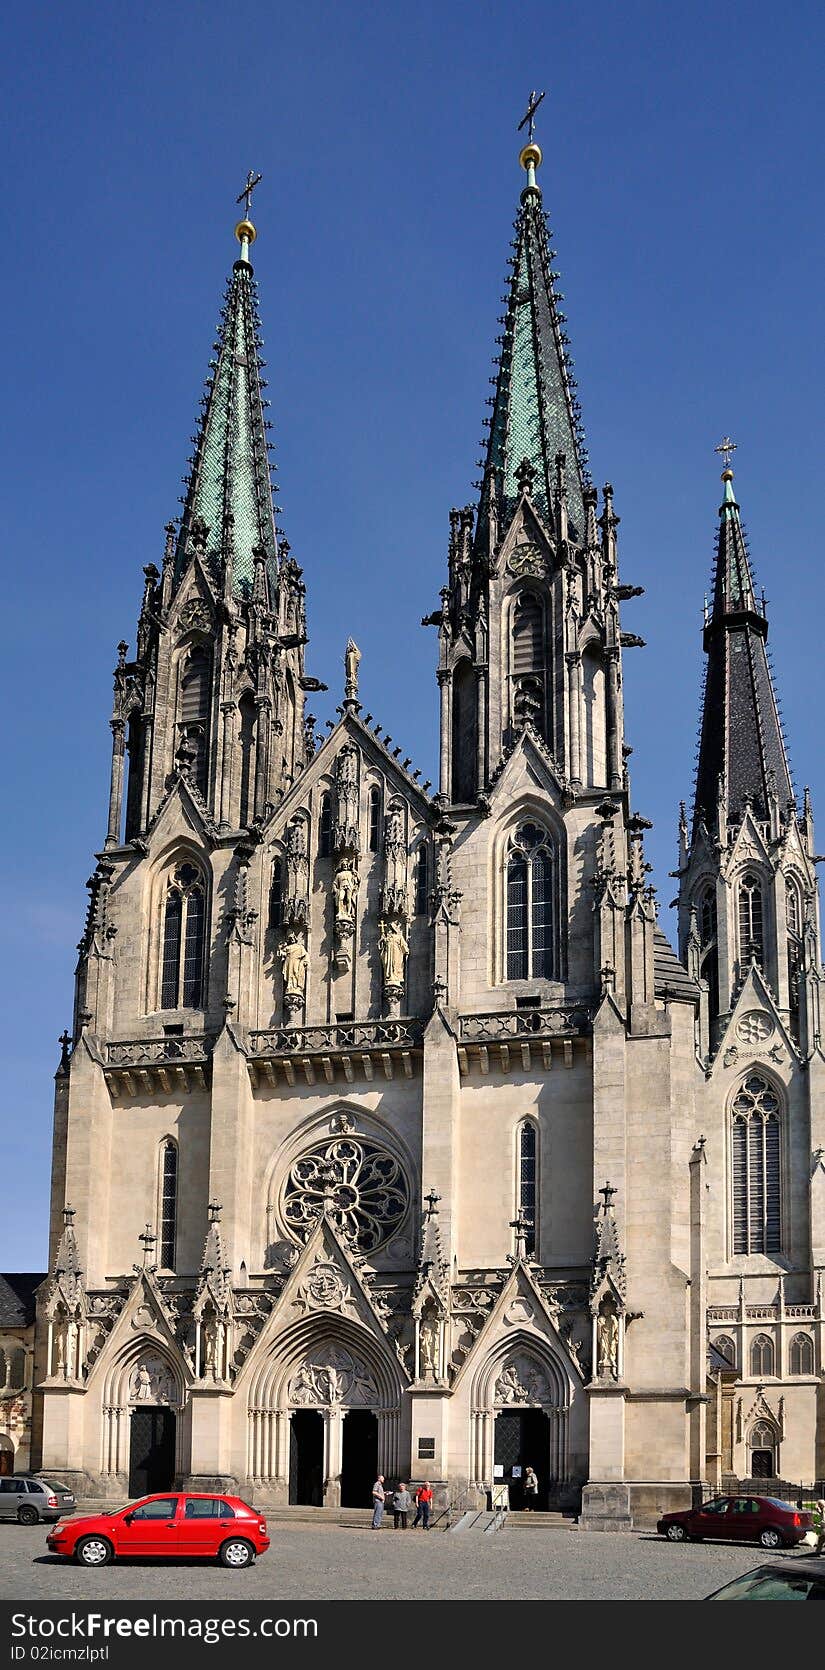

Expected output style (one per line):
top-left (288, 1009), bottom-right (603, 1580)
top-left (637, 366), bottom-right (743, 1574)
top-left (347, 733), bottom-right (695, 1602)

top-left (340, 1409), bottom-right (378, 1509)
top-left (289, 1410), bottom-right (324, 1506)
top-left (494, 1409), bottom-right (551, 1510)
top-left (128, 1407), bottom-right (176, 1496)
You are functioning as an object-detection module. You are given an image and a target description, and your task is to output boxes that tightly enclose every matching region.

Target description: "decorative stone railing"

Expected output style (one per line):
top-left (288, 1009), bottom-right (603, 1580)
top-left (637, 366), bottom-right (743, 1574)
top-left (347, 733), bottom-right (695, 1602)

top-left (247, 1017), bottom-right (425, 1087)
top-left (249, 1018), bottom-right (424, 1056)
top-left (105, 1036), bottom-right (214, 1066)
top-left (103, 1035), bottom-right (214, 1094)
top-left (458, 1006), bottom-right (592, 1043)
top-left (708, 1303), bottom-right (819, 1323)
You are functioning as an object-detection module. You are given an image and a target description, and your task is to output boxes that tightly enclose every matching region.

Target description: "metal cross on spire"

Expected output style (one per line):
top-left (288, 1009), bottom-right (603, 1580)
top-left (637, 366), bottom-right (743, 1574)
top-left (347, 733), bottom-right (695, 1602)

top-left (518, 88), bottom-right (546, 141)
top-left (236, 169), bottom-right (263, 219)
top-left (715, 435), bottom-right (737, 470)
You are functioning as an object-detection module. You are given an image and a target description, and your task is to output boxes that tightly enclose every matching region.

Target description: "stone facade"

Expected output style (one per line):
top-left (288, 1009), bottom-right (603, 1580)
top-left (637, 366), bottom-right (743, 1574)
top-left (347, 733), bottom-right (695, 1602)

top-left (16, 141), bottom-right (825, 1526)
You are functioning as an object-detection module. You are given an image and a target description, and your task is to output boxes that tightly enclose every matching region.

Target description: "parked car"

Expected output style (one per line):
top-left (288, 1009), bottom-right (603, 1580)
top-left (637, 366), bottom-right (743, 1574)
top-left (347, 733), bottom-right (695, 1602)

top-left (22, 1476), bottom-right (77, 1515)
top-left (705, 1560), bottom-right (825, 1600)
top-left (0, 1477), bottom-right (63, 1525)
top-left (658, 1494), bottom-right (812, 1549)
top-left (46, 1493), bottom-right (270, 1567)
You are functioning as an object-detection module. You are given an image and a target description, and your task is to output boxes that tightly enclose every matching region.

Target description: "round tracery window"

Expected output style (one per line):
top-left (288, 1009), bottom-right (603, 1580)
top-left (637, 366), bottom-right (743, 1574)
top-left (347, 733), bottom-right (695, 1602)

top-left (282, 1137), bottom-right (409, 1254)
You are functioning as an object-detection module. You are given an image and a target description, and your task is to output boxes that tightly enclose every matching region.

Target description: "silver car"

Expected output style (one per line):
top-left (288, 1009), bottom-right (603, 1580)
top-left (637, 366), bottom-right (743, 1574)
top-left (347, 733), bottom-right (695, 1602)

top-left (0, 1477), bottom-right (67, 1524)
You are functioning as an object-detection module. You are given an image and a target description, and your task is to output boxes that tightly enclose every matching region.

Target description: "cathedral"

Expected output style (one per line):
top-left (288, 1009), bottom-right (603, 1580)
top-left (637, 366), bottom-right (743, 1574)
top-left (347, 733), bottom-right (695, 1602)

top-left (4, 130), bottom-right (824, 1527)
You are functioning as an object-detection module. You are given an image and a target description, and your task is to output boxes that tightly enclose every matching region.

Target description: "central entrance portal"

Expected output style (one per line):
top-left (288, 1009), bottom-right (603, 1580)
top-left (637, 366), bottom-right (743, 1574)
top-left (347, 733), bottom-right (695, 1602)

top-left (340, 1409), bottom-right (378, 1509)
top-left (128, 1407), bottom-right (176, 1496)
top-left (494, 1409), bottom-right (551, 1509)
top-left (289, 1410), bottom-right (324, 1506)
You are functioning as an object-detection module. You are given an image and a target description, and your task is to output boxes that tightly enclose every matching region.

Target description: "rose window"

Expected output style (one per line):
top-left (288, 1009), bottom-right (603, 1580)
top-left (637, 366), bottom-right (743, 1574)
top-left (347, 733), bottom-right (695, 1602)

top-left (283, 1138), bottom-right (408, 1253)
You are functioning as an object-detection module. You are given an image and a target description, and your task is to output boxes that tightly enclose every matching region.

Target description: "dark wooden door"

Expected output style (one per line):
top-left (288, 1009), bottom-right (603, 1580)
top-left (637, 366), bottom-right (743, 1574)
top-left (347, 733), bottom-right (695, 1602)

top-left (128, 1407), bottom-right (176, 1497)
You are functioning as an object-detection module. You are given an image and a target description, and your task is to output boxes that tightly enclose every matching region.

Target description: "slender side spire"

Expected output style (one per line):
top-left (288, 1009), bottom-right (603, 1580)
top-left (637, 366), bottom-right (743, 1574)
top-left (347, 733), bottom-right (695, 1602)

top-left (175, 183), bottom-right (279, 598)
top-left (693, 458), bottom-right (793, 834)
top-left (476, 112), bottom-right (588, 549)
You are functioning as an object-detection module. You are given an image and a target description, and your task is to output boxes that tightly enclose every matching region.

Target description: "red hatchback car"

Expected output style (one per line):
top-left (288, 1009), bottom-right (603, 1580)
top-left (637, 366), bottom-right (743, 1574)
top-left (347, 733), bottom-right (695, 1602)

top-left (46, 1493), bottom-right (269, 1568)
top-left (657, 1494), bottom-right (811, 1549)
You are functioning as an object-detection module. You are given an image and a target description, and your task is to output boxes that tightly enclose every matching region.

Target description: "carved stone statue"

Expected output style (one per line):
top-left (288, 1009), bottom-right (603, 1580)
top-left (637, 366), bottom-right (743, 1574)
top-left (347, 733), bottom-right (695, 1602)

top-left (597, 1309), bottom-right (620, 1380)
top-left (333, 747), bottom-right (360, 853)
top-left (420, 1315), bottom-right (438, 1379)
top-left (382, 801), bottom-right (408, 916)
top-left (344, 638), bottom-right (361, 703)
top-left (279, 930), bottom-right (308, 999)
top-left (333, 861), bottom-right (358, 924)
top-left (283, 818), bottom-right (309, 926)
top-left (379, 918), bottom-right (408, 987)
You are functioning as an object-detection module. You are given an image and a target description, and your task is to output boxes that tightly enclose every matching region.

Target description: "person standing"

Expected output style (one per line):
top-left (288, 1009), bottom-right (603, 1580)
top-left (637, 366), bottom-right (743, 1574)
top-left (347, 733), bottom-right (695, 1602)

top-left (393, 1481), bottom-right (412, 1529)
top-left (814, 1497), bottom-right (825, 1556)
top-left (371, 1474), bottom-right (385, 1530)
top-left (413, 1481), bottom-right (433, 1529)
top-left (523, 1466), bottom-right (539, 1510)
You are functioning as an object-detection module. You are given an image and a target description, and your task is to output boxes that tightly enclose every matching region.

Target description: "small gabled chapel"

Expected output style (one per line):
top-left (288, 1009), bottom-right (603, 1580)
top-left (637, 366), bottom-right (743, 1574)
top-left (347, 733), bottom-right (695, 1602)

top-left (6, 127), bottom-right (824, 1523)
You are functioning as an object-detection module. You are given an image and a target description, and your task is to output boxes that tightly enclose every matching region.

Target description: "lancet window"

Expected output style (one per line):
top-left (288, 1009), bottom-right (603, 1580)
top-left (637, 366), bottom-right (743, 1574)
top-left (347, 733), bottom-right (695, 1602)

top-left (161, 861), bottom-right (207, 1010)
top-left (506, 823), bottom-right (557, 980)
top-left (731, 1074), bottom-right (781, 1256)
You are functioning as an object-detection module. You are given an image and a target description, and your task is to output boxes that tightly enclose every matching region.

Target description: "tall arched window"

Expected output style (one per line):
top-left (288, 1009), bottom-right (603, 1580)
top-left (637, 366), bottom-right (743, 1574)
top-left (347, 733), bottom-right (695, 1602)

top-left (738, 873), bottom-right (764, 966)
top-left (414, 843), bottom-right (429, 915)
top-left (318, 792), bottom-right (332, 857)
top-left (750, 1334), bottom-right (775, 1377)
top-left (368, 786), bottom-right (382, 853)
top-left (506, 823), bottom-right (557, 980)
top-left (161, 861), bottom-right (206, 1009)
top-left (517, 1121), bottom-right (538, 1256)
top-left (731, 1074), bottom-right (781, 1255)
top-left (269, 855), bottom-right (284, 930)
top-left (451, 660), bottom-right (477, 802)
top-left (697, 884), bottom-right (719, 1026)
top-left (789, 1332), bottom-right (814, 1375)
top-left (786, 878), bottom-right (802, 1033)
top-left (238, 692), bottom-right (257, 828)
top-left (159, 1140), bottom-right (178, 1270)
top-left (511, 591), bottom-right (545, 739)
top-left (179, 646), bottom-right (211, 796)
top-left (713, 1335), bottom-right (736, 1368)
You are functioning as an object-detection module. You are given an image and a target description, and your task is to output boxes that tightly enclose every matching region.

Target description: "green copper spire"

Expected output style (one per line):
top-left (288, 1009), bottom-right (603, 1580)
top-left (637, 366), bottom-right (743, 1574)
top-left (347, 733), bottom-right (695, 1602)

top-left (693, 456), bottom-right (794, 832)
top-left (175, 194), bottom-right (279, 599)
top-left (477, 127), bottom-right (588, 546)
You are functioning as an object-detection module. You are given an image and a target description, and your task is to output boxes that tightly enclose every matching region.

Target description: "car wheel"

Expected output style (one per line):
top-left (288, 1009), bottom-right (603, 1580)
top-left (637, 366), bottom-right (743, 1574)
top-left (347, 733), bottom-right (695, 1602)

top-left (219, 1538), bottom-right (254, 1568)
top-left (17, 1506), bottom-right (39, 1527)
top-left (75, 1536), bottom-right (113, 1567)
top-left (759, 1527), bottom-right (783, 1549)
top-left (665, 1523), bottom-right (688, 1541)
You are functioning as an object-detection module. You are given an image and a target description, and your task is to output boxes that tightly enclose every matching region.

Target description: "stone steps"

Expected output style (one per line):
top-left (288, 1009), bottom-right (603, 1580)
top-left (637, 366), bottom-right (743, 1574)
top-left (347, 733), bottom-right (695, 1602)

top-left (505, 1510), bottom-right (579, 1530)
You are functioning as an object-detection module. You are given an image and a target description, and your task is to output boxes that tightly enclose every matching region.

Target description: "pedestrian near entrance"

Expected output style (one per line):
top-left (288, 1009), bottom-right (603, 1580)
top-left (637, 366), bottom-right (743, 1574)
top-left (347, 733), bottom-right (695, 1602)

top-left (393, 1482), bottom-right (412, 1529)
top-left (815, 1498), bottom-right (825, 1556)
top-left (371, 1475), bottom-right (385, 1529)
top-left (413, 1481), bottom-right (433, 1529)
top-left (523, 1466), bottom-right (539, 1509)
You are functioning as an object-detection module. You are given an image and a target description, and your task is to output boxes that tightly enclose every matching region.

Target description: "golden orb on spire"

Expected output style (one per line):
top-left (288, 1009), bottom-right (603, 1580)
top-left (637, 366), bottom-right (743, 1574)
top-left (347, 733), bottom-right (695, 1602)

top-left (519, 141), bottom-right (542, 173)
top-left (234, 217), bottom-right (257, 247)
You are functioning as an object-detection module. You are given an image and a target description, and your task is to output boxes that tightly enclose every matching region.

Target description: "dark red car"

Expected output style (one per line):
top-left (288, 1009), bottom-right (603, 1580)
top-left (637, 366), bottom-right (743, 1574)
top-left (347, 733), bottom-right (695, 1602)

top-left (657, 1494), bottom-right (812, 1549)
top-left (46, 1492), bottom-right (270, 1568)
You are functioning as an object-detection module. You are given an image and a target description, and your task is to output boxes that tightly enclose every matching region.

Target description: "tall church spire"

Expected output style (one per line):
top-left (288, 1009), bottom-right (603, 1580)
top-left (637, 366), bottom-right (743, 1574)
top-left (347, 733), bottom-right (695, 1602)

top-left (477, 127), bottom-right (588, 548)
top-left (693, 462), bottom-right (794, 835)
top-left (176, 194), bottom-right (279, 598)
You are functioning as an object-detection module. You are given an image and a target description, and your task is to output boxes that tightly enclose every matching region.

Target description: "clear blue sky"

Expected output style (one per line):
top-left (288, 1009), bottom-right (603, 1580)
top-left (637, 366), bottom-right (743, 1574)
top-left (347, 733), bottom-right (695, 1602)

top-left (2, 0), bottom-right (824, 1270)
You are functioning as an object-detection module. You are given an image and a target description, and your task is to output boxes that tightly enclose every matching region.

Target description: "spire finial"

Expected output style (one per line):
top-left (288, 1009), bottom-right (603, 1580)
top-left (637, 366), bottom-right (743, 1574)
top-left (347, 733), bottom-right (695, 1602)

top-left (235, 169), bottom-right (262, 263)
top-left (715, 435), bottom-right (737, 479)
top-left (518, 89), bottom-right (545, 184)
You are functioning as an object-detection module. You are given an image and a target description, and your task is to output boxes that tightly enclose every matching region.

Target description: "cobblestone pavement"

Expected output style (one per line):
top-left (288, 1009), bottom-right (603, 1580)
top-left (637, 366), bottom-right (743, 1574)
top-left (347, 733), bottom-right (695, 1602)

top-left (0, 1523), bottom-right (809, 1602)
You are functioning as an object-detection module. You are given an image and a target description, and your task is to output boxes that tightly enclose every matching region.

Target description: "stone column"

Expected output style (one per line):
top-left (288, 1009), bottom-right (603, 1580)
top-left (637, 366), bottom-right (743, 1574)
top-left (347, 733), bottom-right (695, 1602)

top-left (566, 652), bottom-right (582, 786)
top-left (138, 713), bottom-right (154, 833)
top-left (253, 695), bottom-right (271, 821)
top-left (437, 669), bottom-right (452, 799)
top-left (106, 720), bottom-right (126, 847)
top-left (219, 702), bottom-right (235, 829)
top-left (474, 665), bottom-right (487, 794)
top-left (605, 649), bottom-right (622, 791)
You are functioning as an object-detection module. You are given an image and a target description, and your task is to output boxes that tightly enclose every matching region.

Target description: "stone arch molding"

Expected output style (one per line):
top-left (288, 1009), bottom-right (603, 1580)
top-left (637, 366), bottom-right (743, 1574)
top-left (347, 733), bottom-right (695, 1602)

top-left (97, 1337), bottom-right (189, 1485)
top-left (472, 1333), bottom-right (573, 1413)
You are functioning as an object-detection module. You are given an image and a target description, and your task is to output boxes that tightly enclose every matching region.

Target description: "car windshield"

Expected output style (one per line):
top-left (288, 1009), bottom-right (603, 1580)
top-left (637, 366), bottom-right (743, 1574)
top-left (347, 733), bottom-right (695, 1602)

top-left (712, 1572), bottom-right (825, 1601)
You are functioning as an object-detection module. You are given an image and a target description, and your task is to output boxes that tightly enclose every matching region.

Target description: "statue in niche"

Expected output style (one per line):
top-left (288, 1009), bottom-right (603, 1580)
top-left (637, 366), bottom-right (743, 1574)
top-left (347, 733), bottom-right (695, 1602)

top-left (279, 929), bottom-right (308, 999)
top-left (597, 1309), bottom-right (620, 1380)
top-left (333, 861), bottom-right (359, 924)
top-left (420, 1315), bottom-right (438, 1379)
top-left (379, 918), bottom-right (409, 987)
